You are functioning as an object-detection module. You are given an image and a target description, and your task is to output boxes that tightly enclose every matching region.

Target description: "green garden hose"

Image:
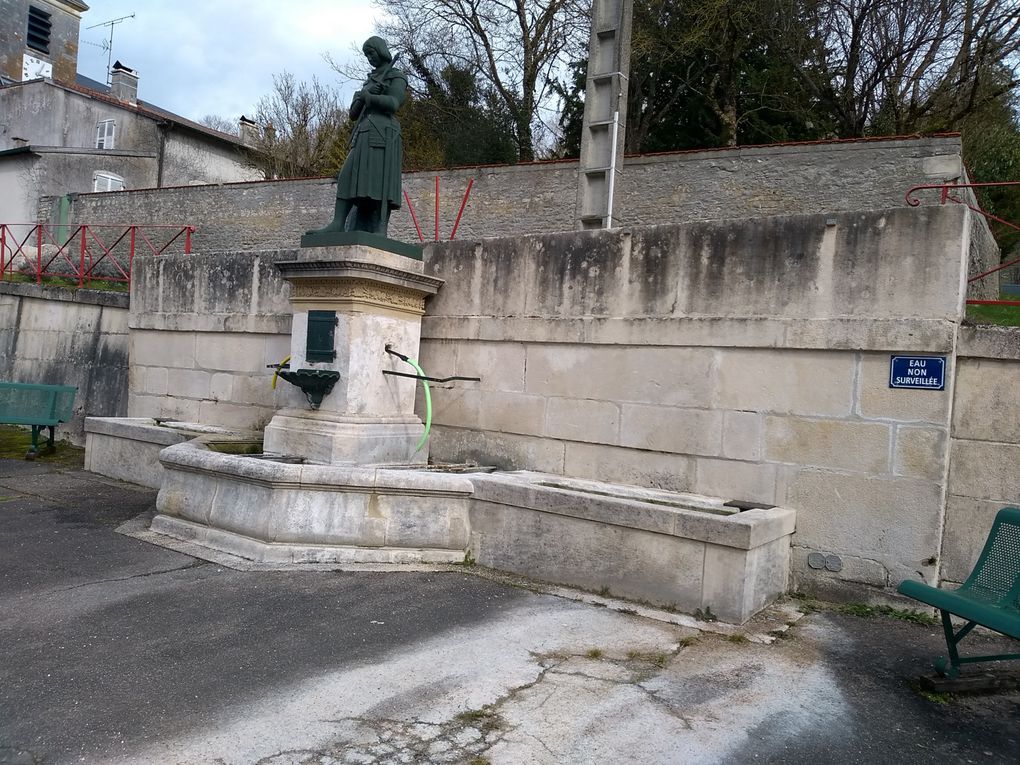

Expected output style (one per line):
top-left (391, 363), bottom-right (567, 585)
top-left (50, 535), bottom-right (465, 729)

top-left (404, 357), bottom-right (432, 453)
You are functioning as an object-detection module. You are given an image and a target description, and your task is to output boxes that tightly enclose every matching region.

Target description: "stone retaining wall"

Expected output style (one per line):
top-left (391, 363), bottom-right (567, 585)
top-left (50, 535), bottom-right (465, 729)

top-left (45, 134), bottom-right (999, 298)
top-left (417, 206), bottom-right (971, 598)
top-left (0, 282), bottom-right (129, 442)
top-left (126, 249), bottom-right (309, 429)
top-left (47, 136), bottom-right (961, 237)
top-left (941, 326), bottom-right (1020, 584)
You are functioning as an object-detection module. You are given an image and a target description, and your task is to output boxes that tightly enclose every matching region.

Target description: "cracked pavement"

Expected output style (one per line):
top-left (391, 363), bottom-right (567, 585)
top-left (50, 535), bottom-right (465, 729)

top-left (1, 456), bottom-right (1019, 765)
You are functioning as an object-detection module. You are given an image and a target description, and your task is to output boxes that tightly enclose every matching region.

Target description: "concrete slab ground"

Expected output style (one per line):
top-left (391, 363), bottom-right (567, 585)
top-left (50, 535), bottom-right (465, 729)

top-left (1, 453), bottom-right (1018, 765)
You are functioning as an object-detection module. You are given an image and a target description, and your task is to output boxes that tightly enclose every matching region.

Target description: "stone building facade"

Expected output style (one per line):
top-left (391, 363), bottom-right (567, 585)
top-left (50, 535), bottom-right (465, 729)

top-left (0, 0), bottom-right (261, 225)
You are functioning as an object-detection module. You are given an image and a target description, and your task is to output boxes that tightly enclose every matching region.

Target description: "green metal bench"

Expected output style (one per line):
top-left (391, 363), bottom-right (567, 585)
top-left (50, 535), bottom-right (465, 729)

top-left (0, 382), bottom-right (78, 459)
top-left (898, 506), bottom-right (1020, 678)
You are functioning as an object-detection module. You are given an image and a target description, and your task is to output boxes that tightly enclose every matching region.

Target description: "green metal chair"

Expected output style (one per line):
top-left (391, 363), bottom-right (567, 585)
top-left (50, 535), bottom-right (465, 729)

top-left (898, 506), bottom-right (1020, 678)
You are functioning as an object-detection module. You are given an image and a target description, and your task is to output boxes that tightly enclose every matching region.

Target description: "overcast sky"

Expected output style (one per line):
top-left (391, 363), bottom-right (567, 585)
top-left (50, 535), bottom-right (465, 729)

top-left (76, 0), bottom-right (380, 126)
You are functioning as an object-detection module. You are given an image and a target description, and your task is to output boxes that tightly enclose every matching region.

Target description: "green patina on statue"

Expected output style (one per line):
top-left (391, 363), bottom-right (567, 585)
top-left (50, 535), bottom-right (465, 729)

top-left (307, 36), bottom-right (407, 238)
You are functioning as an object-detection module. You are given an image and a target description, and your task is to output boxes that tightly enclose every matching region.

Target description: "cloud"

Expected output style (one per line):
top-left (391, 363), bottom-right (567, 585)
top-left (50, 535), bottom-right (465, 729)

top-left (77, 0), bottom-right (382, 122)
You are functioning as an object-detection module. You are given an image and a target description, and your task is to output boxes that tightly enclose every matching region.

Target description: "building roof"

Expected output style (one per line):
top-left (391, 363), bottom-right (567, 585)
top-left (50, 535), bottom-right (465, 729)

top-left (69, 73), bottom-right (250, 149)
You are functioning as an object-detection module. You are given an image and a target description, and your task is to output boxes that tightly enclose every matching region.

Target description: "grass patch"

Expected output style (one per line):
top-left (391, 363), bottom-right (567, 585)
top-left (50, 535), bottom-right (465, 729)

top-left (965, 294), bottom-right (1020, 327)
top-left (585, 648), bottom-right (604, 659)
top-left (909, 679), bottom-right (954, 705)
top-left (1, 272), bottom-right (129, 292)
top-left (626, 650), bottom-right (671, 668)
top-left (830, 602), bottom-right (938, 625)
top-left (455, 706), bottom-right (503, 733)
top-left (678, 636), bottom-right (699, 648)
top-left (791, 594), bottom-right (938, 626)
top-left (727, 633), bottom-right (750, 644)
top-left (918, 689), bottom-right (953, 704)
top-left (0, 425), bottom-right (83, 465)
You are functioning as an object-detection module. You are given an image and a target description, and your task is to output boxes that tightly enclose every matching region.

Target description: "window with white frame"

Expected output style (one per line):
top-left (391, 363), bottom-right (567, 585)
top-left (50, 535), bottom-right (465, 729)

top-left (96, 119), bottom-right (116, 149)
top-left (93, 172), bottom-right (125, 192)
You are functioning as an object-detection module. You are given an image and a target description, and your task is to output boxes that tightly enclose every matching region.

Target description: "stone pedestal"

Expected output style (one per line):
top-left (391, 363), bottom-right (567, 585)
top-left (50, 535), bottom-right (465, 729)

top-left (263, 245), bottom-right (443, 465)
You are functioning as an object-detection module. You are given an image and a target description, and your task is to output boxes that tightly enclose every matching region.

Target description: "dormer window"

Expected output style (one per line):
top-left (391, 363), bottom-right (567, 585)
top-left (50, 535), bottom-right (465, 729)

top-left (27, 6), bottom-right (52, 55)
top-left (96, 119), bottom-right (116, 149)
top-left (93, 172), bottom-right (125, 192)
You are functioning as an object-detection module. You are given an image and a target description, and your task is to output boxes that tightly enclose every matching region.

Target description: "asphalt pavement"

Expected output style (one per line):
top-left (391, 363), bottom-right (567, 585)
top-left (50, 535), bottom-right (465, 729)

top-left (1, 454), bottom-right (1018, 765)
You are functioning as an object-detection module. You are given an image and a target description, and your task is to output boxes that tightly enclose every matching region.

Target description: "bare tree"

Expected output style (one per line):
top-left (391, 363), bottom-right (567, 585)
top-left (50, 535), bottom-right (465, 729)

top-left (198, 114), bottom-right (239, 135)
top-left (373, 0), bottom-right (589, 161)
top-left (251, 72), bottom-right (351, 178)
top-left (780, 0), bottom-right (1020, 136)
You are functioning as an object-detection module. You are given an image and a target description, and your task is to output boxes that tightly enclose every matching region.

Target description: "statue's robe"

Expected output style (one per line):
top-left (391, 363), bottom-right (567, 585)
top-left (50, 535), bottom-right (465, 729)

top-left (336, 65), bottom-right (407, 212)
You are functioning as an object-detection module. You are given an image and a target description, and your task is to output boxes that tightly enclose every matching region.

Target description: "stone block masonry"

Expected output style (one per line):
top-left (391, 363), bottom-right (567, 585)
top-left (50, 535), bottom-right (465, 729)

top-left (941, 327), bottom-right (1020, 585)
top-left (419, 205), bottom-right (973, 597)
top-left (127, 249), bottom-right (313, 430)
top-left (51, 134), bottom-right (996, 291)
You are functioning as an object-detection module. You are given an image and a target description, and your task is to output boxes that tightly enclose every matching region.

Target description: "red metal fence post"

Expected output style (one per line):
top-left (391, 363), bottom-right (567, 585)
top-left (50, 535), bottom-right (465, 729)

top-left (0, 225), bottom-right (6, 280)
top-left (449, 178), bottom-right (475, 241)
top-left (184, 226), bottom-right (193, 255)
top-left (403, 191), bottom-right (425, 243)
top-left (129, 226), bottom-right (137, 286)
top-left (79, 225), bottom-right (87, 287)
top-left (35, 224), bottom-right (42, 284)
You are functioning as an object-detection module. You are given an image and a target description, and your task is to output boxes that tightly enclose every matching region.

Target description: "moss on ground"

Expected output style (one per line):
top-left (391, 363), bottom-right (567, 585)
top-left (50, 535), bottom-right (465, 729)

top-left (790, 593), bottom-right (938, 625)
top-left (0, 425), bottom-right (84, 467)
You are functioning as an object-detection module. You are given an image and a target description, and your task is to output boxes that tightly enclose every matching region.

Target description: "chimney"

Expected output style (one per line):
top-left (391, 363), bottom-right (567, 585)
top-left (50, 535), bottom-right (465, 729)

top-left (239, 115), bottom-right (259, 145)
top-left (110, 61), bottom-right (138, 104)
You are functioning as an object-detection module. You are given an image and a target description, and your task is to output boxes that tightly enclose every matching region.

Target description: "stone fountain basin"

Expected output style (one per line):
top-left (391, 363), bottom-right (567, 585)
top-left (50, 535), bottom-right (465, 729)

top-left (152, 440), bottom-right (473, 564)
top-left (144, 444), bottom-right (796, 623)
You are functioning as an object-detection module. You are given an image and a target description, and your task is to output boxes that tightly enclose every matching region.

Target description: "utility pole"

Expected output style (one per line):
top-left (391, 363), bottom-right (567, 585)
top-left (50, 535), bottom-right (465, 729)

top-left (574, 0), bottom-right (633, 230)
top-left (85, 13), bottom-right (135, 85)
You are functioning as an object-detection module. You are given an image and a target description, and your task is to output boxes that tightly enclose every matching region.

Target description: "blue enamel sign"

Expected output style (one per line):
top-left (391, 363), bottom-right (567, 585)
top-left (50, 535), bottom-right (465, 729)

top-left (889, 356), bottom-right (946, 390)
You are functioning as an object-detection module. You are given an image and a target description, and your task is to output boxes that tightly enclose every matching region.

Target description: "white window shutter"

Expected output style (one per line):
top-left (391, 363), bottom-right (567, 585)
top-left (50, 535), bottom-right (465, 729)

top-left (96, 119), bottom-right (116, 149)
top-left (93, 172), bottom-right (125, 192)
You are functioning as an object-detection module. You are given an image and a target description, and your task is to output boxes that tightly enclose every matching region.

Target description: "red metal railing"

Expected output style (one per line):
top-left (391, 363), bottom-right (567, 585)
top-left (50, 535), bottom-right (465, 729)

top-left (403, 176), bottom-right (476, 243)
top-left (0, 223), bottom-right (195, 288)
top-left (905, 181), bottom-right (1020, 306)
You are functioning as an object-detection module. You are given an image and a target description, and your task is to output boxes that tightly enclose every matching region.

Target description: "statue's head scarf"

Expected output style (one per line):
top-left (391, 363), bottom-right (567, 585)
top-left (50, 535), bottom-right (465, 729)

top-left (363, 36), bottom-right (393, 64)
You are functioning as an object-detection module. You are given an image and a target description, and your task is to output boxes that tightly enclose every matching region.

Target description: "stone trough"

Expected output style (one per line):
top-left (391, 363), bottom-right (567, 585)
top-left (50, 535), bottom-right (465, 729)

top-left (466, 472), bottom-right (796, 624)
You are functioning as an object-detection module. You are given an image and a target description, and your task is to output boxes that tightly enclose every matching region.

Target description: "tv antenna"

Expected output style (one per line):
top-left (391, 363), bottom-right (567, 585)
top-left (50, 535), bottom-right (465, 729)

top-left (86, 13), bottom-right (135, 85)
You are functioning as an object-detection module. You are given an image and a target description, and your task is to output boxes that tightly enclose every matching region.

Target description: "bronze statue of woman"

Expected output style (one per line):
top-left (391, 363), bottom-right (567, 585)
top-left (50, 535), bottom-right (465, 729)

top-left (308, 36), bottom-right (407, 238)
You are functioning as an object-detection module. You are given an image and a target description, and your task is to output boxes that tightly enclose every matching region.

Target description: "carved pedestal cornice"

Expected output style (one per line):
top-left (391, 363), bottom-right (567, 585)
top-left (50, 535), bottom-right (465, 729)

top-left (277, 256), bottom-right (444, 316)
